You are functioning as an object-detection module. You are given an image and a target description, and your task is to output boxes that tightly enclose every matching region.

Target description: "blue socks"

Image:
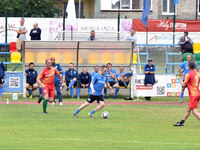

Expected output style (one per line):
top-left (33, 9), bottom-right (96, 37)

top-left (70, 87), bottom-right (74, 98)
top-left (104, 89), bottom-right (107, 98)
top-left (69, 80), bottom-right (75, 88)
top-left (39, 88), bottom-right (43, 96)
top-left (30, 89), bottom-right (33, 95)
top-left (180, 93), bottom-right (184, 100)
top-left (114, 88), bottom-right (119, 97)
top-left (90, 110), bottom-right (95, 114)
top-left (77, 88), bottom-right (81, 98)
top-left (75, 109), bottom-right (80, 114)
top-left (0, 87), bottom-right (3, 97)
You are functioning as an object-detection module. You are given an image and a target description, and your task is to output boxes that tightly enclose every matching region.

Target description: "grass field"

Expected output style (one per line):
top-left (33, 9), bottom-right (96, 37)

top-left (1, 98), bottom-right (200, 150)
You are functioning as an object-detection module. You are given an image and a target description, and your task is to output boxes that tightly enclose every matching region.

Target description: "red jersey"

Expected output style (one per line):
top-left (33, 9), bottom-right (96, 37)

top-left (185, 70), bottom-right (200, 97)
top-left (38, 67), bottom-right (60, 85)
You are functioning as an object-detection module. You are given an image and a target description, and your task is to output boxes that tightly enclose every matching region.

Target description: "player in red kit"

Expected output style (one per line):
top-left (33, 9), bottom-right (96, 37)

top-left (174, 62), bottom-right (200, 126)
top-left (37, 59), bottom-right (64, 114)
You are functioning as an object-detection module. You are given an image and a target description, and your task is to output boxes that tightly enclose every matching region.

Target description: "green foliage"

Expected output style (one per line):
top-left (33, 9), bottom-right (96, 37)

top-left (0, 0), bottom-right (59, 17)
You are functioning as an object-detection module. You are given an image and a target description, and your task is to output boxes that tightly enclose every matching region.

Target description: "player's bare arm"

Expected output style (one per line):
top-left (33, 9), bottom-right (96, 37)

top-left (90, 82), bottom-right (95, 95)
top-left (178, 68), bottom-right (185, 77)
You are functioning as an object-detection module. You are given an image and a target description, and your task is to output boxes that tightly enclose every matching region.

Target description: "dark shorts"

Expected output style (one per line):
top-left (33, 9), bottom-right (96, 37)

top-left (183, 79), bottom-right (187, 88)
top-left (0, 77), bottom-right (4, 84)
top-left (118, 80), bottom-right (129, 87)
top-left (66, 81), bottom-right (77, 87)
top-left (27, 82), bottom-right (37, 87)
top-left (78, 83), bottom-right (90, 88)
top-left (108, 81), bottom-right (116, 87)
top-left (87, 95), bottom-right (104, 103)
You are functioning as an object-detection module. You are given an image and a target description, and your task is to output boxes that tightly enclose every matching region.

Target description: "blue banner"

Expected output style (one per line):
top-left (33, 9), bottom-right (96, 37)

top-left (173, 0), bottom-right (179, 5)
top-left (3, 72), bottom-right (23, 92)
top-left (141, 0), bottom-right (150, 27)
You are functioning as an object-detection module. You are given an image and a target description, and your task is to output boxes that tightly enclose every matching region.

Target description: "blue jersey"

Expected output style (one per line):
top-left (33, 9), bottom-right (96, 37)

top-left (0, 61), bottom-right (5, 77)
top-left (25, 69), bottom-right (38, 84)
top-left (78, 72), bottom-right (91, 85)
top-left (52, 63), bottom-right (63, 83)
top-left (65, 69), bottom-right (78, 83)
top-left (91, 72), bottom-right (98, 78)
top-left (106, 69), bottom-right (116, 82)
top-left (89, 73), bottom-right (108, 96)
top-left (144, 64), bottom-right (156, 72)
top-left (116, 73), bottom-right (124, 80)
top-left (180, 61), bottom-right (198, 80)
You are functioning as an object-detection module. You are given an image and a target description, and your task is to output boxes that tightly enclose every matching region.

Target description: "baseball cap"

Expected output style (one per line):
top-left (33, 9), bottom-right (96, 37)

top-left (50, 57), bottom-right (55, 61)
top-left (184, 31), bottom-right (188, 35)
top-left (148, 59), bottom-right (152, 62)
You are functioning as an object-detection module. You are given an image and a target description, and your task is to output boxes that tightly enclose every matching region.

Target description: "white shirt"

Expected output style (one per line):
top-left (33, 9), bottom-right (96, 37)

top-left (18, 25), bottom-right (26, 40)
top-left (124, 34), bottom-right (137, 43)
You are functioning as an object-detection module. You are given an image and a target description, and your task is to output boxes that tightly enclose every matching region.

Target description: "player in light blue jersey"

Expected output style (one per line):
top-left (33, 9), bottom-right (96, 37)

top-left (91, 65), bottom-right (99, 78)
top-left (178, 54), bottom-right (199, 103)
top-left (74, 65), bottom-right (114, 118)
top-left (104, 63), bottom-right (119, 99)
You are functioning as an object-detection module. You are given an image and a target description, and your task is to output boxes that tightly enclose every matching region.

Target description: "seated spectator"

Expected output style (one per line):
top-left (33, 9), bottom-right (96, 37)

top-left (29, 23), bottom-right (41, 40)
top-left (0, 61), bottom-right (5, 98)
top-left (77, 68), bottom-right (91, 99)
top-left (87, 30), bottom-right (97, 41)
top-left (178, 31), bottom-right (194, 54)
top-left (144, 59), bottom-right (156, 101)
top-left (64, 63), bottom-right (78, 98)
top-left (116, 66), bottom-right (133, 88)
top-left (26, 62), bottom-right (38, 98)
top-left (91, 65), bottom-right (99, 78)
top-left (104, 63), bottom-right (119, 99)
top-left (124, 28), bottom-right (137, 52)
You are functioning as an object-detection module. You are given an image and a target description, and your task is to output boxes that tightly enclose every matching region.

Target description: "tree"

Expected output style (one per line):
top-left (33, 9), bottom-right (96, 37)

top-left (0, 0), bottom-right (59, 17)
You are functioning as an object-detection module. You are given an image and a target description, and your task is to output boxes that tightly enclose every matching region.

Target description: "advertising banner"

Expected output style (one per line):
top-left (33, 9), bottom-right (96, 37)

top-left (132, 74), bottom-right (189, 97)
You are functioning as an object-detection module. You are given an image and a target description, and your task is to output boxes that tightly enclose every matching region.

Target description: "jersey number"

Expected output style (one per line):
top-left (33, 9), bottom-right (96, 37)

top-left (195, 75), bottom-right (199, 86)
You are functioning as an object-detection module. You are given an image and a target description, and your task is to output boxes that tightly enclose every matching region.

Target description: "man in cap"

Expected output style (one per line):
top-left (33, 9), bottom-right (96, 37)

top-left (178, 31), bottom-right (194, 54)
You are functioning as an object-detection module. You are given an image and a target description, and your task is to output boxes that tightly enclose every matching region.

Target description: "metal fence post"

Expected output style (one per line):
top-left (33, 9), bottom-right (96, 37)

top-left (22, 41), bottom-right (26, 98)
top-left (76, 42), bottom-right (80, 71)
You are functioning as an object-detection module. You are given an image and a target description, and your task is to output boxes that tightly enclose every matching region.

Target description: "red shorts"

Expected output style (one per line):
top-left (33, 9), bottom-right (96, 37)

top-left (42, 84), bottom-right (55, 98)
top-left (188, 94), bottom-right (200, 109)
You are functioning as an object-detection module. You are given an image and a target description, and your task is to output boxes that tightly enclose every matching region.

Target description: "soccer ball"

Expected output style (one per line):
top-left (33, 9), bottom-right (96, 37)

top-left (102, 111), bottom-right (109, 119)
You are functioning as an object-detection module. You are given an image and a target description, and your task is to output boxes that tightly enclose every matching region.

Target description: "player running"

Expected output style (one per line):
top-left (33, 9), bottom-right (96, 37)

top-left (174, 62), bottom-right (200, 126)
top-left (37, 59), bottom-right (64, 114)
top-left (178, 54), bottom-right (198, 103)
top-left (74, 65), bottom-right (114, 118)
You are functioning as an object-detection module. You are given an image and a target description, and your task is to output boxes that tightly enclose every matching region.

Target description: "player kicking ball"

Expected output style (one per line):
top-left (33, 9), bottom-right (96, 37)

top-left (37, 59), bottom-right (64, 114)
top-left (74, 65), bottom-right (114, 118)
top-left (174, 62), bottom-right (200, 126)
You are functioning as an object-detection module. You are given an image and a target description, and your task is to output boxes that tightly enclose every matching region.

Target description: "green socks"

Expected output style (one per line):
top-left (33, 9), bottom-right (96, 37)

top-left (43, 99), bottom-right (48, 113)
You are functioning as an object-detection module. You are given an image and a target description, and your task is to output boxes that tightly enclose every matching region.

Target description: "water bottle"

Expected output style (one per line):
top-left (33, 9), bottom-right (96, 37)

top-left (6, 98), bottom-right (9, 104)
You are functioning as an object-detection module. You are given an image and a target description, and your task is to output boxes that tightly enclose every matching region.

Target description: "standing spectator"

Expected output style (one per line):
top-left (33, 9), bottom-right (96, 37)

top-left (91, 65), bottom-right (99, 77)
top-left (64, 63), bottom-right (78, 98)
top-left (77, 68), bottom-right (91, 99)
top-left (0, 61), bottom-right (5, 98)
top-left (50, 57), bottom-right (63, 105)
top-left (29, 23), bottom-right (41, 40)
top-left (104, 63), bottom-right (119, 99)
top-left (178, 31), bottom-right (194, 54)
top-left (87, 30), bottom-right (97, 41)
top-left (178, 55), bottom-right (198, 103)
top-left (144, 59), bottom-right (156, 101)
top-left (25, 62), bottom-right (38, 99)
top-left (124, 28), bottom-right (137, 52)
top-left (16, 18), bottom-right (27, 52)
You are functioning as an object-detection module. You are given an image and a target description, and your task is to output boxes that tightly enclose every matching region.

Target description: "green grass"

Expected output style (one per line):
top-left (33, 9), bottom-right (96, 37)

top-left (0, 101), bottom-right (200, 150)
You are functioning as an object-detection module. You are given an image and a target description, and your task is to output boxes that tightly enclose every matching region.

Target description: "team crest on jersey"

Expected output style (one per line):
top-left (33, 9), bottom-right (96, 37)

top-left (74, 71), bottom-right (76, 74)
top-left (104, 77), bottom-right (106, 80)
top-left (86, 76), bottom-right (88, 79)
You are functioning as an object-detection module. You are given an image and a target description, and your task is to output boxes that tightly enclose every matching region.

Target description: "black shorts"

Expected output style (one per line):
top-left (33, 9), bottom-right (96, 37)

top-left (27, 82), bottom-right (37, 87)
top-left (183, 79), bottom-right (187, 88)
top-left (66, 81), bottom-right (77, 87)
top-left (87, 95), bottom-right (104, 103)
top-left (108, 81), bottom-right (116, 87)
top-left (118, 80), bottom-right (129, 87)
top-left (0, 77), bottom-right (4, 84)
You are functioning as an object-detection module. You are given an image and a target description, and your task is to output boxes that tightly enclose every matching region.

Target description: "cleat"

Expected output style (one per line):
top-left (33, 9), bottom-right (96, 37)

top-left (113, 96), bottom-right (117, 99)
top-left (59, 102), bottom-right (63, 106)
top-left (30, 94), bottom-right (33, 99)
top-left (66, 87), bottom-right (69, 91)
top-left (27, 92), bottom-right (30, 97)
top-left (51, 102), bottom-right (56, 105)
top-left (179, 100), bottom-right (183, 103)
top-left (43, 112), bottom-right (48, 114)
top-left (74, 113), bottom-right (78, 118)
top-left (38, 96), bottom-right (43, 104)
top-left (88, 113), bottom-right (94, 118)
top-left (173, 122), bottom-right (184, 127)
